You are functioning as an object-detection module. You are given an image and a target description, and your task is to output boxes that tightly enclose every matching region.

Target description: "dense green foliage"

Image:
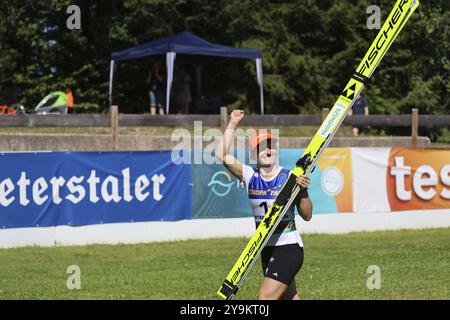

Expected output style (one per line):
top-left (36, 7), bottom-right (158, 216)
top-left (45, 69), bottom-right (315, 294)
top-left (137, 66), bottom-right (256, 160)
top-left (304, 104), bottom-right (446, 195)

top-left (0, 228), bottom-right (449, 299)
top-left (0, 0), bottom-right (448, 117)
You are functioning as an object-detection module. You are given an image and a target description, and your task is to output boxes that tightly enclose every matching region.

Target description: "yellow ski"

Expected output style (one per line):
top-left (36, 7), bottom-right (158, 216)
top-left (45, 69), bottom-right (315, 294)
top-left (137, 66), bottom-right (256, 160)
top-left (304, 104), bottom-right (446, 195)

top-left (217, 0), bottom-right (420, 300)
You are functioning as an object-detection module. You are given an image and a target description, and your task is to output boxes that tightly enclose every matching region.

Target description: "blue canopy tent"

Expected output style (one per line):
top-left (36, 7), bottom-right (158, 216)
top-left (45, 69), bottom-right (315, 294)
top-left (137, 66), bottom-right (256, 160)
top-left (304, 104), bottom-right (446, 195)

top-left (109, 31), bottom-right (264, 114)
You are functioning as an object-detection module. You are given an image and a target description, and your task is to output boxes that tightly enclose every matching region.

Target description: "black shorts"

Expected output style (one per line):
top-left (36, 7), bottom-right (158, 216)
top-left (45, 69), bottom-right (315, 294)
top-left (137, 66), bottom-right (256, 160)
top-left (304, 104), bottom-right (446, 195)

top-left (261, 243), bottom-right (304, 285)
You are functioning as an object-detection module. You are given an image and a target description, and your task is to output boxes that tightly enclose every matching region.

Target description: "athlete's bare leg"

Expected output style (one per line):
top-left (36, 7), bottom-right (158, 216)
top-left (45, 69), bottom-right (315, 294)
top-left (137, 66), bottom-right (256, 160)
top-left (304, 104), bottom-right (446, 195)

top-left (258, 277), bottom-right (288, 300)
top-left (280, 280), bottom-right (300, 300)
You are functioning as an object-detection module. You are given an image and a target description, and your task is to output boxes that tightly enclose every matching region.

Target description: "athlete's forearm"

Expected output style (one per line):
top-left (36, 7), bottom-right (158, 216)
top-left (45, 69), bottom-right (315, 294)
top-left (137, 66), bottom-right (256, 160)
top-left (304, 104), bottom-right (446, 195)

top-left (215, 120), bottom-right (238, 162)
top-left (298, 197), bottom-right (312, 221)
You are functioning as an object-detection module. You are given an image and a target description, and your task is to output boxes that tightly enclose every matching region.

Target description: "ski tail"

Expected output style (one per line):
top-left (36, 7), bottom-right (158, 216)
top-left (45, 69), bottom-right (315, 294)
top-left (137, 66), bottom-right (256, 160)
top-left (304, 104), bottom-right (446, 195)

top-left (217, 0), bottom-right (419, 300)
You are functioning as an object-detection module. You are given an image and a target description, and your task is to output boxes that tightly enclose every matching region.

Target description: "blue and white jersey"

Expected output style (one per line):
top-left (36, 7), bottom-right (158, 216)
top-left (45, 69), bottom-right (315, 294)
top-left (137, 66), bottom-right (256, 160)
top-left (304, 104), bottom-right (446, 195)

top-left (242, 165), bottom-right (303, 247)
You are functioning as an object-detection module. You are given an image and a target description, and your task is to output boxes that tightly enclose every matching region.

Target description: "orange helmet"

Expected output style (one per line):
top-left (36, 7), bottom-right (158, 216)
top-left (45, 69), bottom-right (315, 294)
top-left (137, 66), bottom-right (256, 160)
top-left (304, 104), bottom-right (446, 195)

top-left (249, 130), bottom-right (278, 151)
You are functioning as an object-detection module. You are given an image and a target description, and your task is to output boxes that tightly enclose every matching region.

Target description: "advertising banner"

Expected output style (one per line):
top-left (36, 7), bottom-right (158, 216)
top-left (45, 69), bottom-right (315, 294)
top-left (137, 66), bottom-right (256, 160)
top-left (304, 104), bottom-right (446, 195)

top-left (352, 148), bottom-right (450, 212)
top-left (0, 151), bottom-right (192, 228)
top-left (280, 148), bottom-right (353, 214)
top-left (192, 163), bottom-right (252, 219)
top-left (1, 148), bottom-right (447, 230)
top-left (387, 148), bottom-right (450, 211)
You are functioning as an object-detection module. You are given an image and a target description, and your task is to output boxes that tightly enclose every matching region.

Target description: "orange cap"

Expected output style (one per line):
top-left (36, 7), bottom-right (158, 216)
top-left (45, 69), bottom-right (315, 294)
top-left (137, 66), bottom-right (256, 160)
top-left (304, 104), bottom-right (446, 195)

top-left (249, 130), bottom-right (278, 151)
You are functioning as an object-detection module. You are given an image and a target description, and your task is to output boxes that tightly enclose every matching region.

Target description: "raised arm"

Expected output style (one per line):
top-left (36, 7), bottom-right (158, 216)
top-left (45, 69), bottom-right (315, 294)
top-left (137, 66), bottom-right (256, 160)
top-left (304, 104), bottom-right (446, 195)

top-left (215, 109), bottom-right (245, 181)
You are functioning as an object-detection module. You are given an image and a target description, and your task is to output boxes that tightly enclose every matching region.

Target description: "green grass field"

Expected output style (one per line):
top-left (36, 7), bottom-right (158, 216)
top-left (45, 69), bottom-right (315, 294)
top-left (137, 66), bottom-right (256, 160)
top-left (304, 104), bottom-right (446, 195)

top-left (0, 228), bottom-right (449, 300)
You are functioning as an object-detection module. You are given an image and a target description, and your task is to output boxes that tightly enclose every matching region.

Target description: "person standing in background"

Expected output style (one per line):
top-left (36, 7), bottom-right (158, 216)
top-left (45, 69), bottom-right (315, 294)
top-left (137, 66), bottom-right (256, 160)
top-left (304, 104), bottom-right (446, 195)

top-left (147, 62), bottom-right (166, 115)
top-left (65, 88), bottom-right (74, 114)
top-left (348, 94), bottom-right (369, 136)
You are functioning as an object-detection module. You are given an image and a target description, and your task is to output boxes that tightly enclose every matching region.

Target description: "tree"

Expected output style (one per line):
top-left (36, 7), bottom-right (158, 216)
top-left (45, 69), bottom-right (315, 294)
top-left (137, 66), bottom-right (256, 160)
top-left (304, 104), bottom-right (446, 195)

top-left (0, 0), bottom-right (447, 141)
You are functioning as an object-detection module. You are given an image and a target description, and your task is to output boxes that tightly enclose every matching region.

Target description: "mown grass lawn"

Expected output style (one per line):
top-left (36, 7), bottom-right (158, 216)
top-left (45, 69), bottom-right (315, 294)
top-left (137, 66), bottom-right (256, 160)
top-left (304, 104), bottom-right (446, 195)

top-left (0, 228), bottom-right (448, 300)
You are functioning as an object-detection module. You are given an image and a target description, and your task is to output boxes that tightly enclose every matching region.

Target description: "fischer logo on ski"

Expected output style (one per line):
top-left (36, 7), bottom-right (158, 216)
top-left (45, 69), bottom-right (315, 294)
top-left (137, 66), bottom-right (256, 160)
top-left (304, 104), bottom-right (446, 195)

top-left (231, 231), bottom-right (263, 283)
top-left (341, 81), bottom-right (358, 100)
top-left (359, 0), bottom-right (412, 74)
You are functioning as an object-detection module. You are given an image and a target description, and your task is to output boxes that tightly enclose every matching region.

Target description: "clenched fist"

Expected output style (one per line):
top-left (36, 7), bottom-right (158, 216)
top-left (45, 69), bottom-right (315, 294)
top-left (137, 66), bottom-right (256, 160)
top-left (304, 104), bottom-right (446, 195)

top-left (296, 175), bottom-right (310, 189)
top-left (230, 108), bottom-right (244, 126)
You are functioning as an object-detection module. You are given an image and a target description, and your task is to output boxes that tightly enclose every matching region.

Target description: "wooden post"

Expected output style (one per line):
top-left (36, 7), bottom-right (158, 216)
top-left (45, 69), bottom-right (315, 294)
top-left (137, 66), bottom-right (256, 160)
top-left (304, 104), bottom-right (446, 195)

top-left (411, 108), bottom-right (418, 147)
top-left (111, 105), bottom-right (118, 150)
top-left (322, 108), bottom-right (329, 122)
top-left (220, 106), bottom-right (228, 132)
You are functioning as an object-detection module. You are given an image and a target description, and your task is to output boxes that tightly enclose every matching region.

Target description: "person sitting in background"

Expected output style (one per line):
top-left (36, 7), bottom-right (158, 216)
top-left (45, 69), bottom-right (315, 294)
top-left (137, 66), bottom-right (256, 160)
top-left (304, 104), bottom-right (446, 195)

top-left (65, 88), bottom-right (74, 114)
top-left (348, 94), bottom-right (369, 136)
top-left (147, 63), bottom-right (166, 115)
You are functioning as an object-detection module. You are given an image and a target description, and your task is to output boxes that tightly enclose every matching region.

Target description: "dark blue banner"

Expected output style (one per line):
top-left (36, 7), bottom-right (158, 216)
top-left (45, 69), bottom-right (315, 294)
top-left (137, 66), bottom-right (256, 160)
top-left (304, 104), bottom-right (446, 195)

top-left (0, 151), bottom-right (192, 228)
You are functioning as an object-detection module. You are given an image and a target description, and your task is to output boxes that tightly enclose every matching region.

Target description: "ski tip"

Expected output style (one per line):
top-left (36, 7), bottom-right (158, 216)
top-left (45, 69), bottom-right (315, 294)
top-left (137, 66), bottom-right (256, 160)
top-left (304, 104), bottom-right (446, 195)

top-left (216, 290), bottom-right (228, 300)
top-left (217, 280), bottom-right (238, 300)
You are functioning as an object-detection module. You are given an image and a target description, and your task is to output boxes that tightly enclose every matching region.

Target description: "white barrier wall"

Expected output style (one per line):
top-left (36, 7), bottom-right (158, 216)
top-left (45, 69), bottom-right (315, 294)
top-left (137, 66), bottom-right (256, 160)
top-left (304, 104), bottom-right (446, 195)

top-left (1, 210), bottom-right (450, 248)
